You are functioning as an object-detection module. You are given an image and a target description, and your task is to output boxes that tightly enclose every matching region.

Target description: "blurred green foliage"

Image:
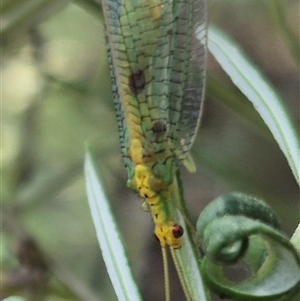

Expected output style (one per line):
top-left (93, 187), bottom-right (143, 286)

top-left (1, 0), bottom-right (299, 300)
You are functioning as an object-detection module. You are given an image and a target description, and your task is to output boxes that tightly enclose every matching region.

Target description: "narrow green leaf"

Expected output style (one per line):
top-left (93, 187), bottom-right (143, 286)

top-left (208, 26), bottom-right (300, 185)
top-left (170, 172), bottom-right (211, 301)
top-left (172, 212), bottom-right (211, 301)
top-left (84, 148), bottom-right (142, 301)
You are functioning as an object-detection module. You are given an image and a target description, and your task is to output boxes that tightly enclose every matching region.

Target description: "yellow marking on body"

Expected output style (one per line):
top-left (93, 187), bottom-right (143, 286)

top-left (134, 164), bottom-right (156, 198)
top-left (129, 139), bottom-right (145, 164)
top-left (155, 224), bottom-right (181, 249)
top-left (128, 131), bottom-right (182, 248)
top-left (116, 90), bottom-right (183, 249)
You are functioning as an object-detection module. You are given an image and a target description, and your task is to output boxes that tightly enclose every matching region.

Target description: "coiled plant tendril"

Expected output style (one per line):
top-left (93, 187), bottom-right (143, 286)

top-left (196, 192), bottom-right (300, 301)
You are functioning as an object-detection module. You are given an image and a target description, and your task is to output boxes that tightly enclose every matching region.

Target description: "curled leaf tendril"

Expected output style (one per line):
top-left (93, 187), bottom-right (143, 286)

top-left (197, 192), bottom-right (300, 301)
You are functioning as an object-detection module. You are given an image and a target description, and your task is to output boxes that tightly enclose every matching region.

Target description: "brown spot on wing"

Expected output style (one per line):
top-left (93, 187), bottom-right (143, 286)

top-left (152, 120), bottom-right (167, 139)
top-left (129, 70), bottom-right (145, 95)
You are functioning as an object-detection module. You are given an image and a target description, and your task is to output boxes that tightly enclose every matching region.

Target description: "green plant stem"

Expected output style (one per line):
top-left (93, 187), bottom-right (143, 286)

top-left (175, 168), bottom-right (193, 228)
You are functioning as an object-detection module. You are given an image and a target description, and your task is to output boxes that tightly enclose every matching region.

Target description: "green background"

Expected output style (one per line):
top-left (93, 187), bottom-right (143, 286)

top-left (2, 0), bottom-right (299, 300)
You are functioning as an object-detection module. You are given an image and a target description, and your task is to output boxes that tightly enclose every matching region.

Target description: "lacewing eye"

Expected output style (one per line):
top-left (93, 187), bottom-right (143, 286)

top-left (172, 224), bottom-right (184, 239)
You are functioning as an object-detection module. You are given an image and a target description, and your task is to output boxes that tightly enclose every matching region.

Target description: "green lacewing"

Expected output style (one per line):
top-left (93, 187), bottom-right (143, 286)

top-left (102, 0), bottom-right (207, 299)
top-left (102, 0), bottom-right (207, 249)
